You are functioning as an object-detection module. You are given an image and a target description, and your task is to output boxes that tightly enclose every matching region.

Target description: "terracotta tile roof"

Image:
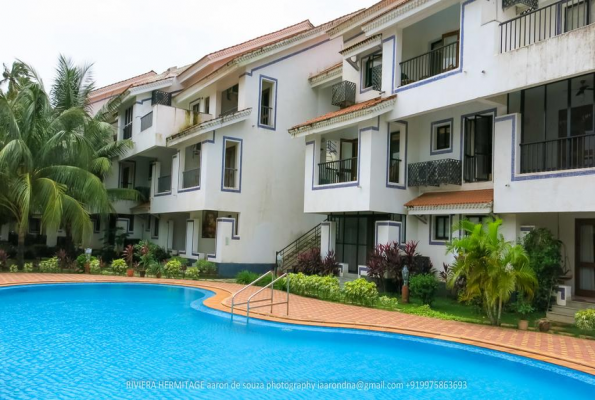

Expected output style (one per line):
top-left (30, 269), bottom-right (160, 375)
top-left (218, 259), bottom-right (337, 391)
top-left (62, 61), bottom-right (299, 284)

top-left (327, 0), bottom-right (412, 36)
top-left (89, 71), bottom-right (157, 103)
top-left (289, 95), bottom-right (396, 132)
top-left (404, 189), bottom-right (494, 207)
top-left (309, 62), bottom-right (342, 81)
top-left (339, 34), bottom-right (381, 55)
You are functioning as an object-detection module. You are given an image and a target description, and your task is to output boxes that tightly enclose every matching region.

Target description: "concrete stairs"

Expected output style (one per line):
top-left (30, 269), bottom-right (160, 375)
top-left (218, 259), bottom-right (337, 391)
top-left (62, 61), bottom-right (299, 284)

top-left (547, 300), bottom-right (595, 324)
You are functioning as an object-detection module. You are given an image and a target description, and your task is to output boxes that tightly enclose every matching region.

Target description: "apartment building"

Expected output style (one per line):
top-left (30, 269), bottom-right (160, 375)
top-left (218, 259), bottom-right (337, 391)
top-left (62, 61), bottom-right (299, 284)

top-left (289, 0), bottom-right (595, 320)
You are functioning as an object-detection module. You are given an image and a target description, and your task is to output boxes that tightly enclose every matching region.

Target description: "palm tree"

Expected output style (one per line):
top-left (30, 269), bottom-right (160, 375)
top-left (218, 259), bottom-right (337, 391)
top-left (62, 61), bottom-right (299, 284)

top-left (447, 218), bottom-right (537, 326)
top-left (0, 58), bottom-right (129, 265)
top-left (1, 61), bottom-right (31, 100)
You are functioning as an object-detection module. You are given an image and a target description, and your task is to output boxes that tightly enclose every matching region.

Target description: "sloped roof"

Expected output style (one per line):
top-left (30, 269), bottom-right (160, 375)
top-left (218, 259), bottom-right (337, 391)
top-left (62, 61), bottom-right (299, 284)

top-left (404, 189), bottom-right (494, 208)
top-left (327, 0), bottom-right (412, 37)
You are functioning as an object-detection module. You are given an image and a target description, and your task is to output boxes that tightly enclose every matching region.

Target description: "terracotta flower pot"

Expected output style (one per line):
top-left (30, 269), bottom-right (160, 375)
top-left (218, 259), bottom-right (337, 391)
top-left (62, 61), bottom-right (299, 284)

top-left (156, 272), bottom-right (162, 279)
top-left (401, 285), bottom-right (410, 304)
top-left (84, 263), bottom-right (90, 274)
top-left (139, 271), bottom-right (146, 278)
top-left (518, 319), bottom-right (529, 330)
top-left (126, 268), bottom-right (134, 277)
top-left (537, 318), bottom-right (551, 332)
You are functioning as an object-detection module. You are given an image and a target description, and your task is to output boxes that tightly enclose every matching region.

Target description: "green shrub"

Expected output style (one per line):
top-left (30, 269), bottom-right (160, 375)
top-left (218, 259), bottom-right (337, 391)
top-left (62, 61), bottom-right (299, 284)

top-left (196, 259), bottom-right (217, 275)
top-left (23, 263), bottom-right (33, 272)
top-left (575, 309), bottom-right (595, 331)
top-left (76, 254), bottom-right (97, 270)
top-left (288, 273), bottom-right (340, 300)
top-left (134, 240), bottom-right (168, 262)
top-left (377, 296), bottom-right (398, 310)
top-left (147, 262), bottom-right (163, 277)
top-left (101, 270), bottom-right (112, 276)
top-left (9, 265), bottom-right (18, 272)
top-left (409, 273), bottom-right (439, 306)
top-left (343, 278), bottom-right (379, 306)
top-left (236, 270), bottom-right (260, 284)
top-left (163, 259), bottom-right (182, 278)
top-left (90, 259), bottom-right (101, 275)
top-left (39, 257), bottom-right (60, 273)
top-left (185, 267), bottom-right (200, 280)
top-left (111, 259), bottom-right (128, 275)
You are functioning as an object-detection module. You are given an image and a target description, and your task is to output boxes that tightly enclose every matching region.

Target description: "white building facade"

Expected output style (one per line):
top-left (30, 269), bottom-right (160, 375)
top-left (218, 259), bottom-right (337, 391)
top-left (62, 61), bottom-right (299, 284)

top-left (289, 0), bottom-right (595, 319)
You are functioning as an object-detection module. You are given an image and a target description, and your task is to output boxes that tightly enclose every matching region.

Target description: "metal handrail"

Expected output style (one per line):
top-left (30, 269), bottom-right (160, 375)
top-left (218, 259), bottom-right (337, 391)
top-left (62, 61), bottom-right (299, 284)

top-left (246, 273), bottom-right (289, 320)
top-left (230, 270), bottom-right (272, 319)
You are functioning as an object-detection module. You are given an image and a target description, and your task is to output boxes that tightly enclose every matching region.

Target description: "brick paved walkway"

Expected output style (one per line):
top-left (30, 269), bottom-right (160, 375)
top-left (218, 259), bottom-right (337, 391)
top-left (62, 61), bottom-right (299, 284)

top-left (1, 273), bottom-right (594, 375)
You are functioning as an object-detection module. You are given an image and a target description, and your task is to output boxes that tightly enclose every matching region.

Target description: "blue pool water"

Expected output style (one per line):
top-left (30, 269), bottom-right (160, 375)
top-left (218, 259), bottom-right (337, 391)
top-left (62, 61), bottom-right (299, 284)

top-left (0, 284), bottom-right (593, 399)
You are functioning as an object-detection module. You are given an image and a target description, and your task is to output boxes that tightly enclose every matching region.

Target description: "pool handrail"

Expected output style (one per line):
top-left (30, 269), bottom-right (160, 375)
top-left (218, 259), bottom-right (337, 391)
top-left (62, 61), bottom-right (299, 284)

top-left (246, 273), bottom-right (289, 320)
top-left (230, 270), bottom-right (272, 319)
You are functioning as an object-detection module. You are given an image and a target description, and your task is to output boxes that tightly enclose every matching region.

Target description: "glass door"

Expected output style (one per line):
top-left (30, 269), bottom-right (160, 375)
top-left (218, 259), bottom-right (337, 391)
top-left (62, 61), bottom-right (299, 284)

top-left (576, 219), bottom-right (595, 297)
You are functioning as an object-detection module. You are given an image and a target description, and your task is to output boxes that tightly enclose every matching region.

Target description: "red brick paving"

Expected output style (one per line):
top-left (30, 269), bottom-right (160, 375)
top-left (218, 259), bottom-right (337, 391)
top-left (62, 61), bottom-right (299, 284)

top-left (1, 273), bottom-right (594, 375)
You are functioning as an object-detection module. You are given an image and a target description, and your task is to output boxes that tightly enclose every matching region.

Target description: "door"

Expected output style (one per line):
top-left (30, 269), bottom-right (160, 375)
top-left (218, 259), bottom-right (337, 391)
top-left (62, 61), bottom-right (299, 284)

top-left (225, 146), bottom-right (236, 188)
top-left (389, 132), bottom-right (400, 183)
top-left (340, 139), bottom-right (358, 182)
top-left (464, 115), bottom-right (493, 182)
top-left (576, 219), bottom-right (595, 297)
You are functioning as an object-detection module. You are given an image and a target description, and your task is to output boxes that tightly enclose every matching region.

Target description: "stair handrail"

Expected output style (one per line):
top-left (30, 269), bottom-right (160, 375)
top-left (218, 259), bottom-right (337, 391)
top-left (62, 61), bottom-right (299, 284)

top-left (246, 273), bottom-right (289, 320)
top-left (230, 270), bottom-right (272, 319)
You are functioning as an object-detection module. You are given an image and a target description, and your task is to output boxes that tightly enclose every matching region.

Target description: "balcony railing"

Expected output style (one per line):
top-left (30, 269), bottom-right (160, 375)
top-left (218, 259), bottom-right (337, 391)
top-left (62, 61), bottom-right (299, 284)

top-left (152, 90), bottom-right (172, 106)
top-left (388, 158), bottom-right (401, 184)
top-left (318, 158), bottom-right (357, 185)
top-left (408, 159), bottom-right (462, 187)
top-left (220, 107), bottom-right (239, 118)
top-left (331, 81), bottom-right (356, 109)
top-left (123, 124), bottom-right (132, 140)
top-left (260, 106), bottom-right (273, 126)
top-left (464, 154), bottom-right (492, 182)
top-left (499, 0), bottom-right (592, 53)
top-left (371, 65), bottom-right (382, 91)
top-left (140, 112), bottom-right (153, 132)
top-left (520, 134), bottom-right (595, 173)
top-left (157, 175), bottom-right (172, 193)
top-left (400, 41), bottom-right (459, 86)
top-left (182, 168), bottom-right (200, 188)
top-left (224, 168), bottom-right (237, 188)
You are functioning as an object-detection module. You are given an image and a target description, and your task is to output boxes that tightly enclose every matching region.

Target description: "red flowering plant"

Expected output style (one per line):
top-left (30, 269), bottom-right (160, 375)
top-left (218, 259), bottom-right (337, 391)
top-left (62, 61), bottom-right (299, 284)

top-left (367, 242), bottom-right (402, 292)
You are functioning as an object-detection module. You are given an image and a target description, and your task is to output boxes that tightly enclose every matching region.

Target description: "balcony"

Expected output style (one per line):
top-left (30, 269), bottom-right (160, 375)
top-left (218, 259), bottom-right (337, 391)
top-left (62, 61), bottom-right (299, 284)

top-left (408, 159), bottom-right (462, 187)
top-left (157, 175), bottom-right (171, 193)
top-left (318, 158), bottom-right (357, 185)
top-left (520, 134), bottom-right (595, 173)
top-left (152, 90), bottom-right (172, 106)
top-left (331, 81), bottom-right (356, 109)
top-left (400, 41), bottom-right (459, 86)
top-left (499, 0), bottom-right (594, 53)
top-left (182, 168), bottom-right (201, 189)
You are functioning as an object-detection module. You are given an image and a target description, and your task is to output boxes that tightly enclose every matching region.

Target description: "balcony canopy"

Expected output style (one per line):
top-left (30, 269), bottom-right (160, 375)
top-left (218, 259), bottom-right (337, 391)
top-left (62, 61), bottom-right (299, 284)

top-left (404, 189), bottom-right (494, 215)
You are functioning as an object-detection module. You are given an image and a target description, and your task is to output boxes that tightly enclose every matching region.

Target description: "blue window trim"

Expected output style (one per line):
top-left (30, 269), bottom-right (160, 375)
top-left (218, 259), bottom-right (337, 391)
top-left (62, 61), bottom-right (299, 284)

top-left (257, 75), bottom-right (278, 130)
top-left (360, 50), bottom-right (382, 94)
top-left (221, 136), bottom-right (243, 193)
top-left (429, 214), bottom-right (452, 246)
top-left (430, 118), bottom-right (454, 155)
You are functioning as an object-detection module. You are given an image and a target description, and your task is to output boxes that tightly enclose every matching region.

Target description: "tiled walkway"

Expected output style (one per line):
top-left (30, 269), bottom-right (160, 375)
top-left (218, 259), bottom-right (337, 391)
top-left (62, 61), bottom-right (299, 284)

top-left (1, 273), bottom-right (594, 375)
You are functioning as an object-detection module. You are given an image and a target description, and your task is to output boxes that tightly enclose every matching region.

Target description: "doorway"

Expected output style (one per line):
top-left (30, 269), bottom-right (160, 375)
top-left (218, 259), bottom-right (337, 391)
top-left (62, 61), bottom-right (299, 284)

top-left (464, 114), bottom-right (493, 183)
top-left (576, 219), bottom-right (595, 297)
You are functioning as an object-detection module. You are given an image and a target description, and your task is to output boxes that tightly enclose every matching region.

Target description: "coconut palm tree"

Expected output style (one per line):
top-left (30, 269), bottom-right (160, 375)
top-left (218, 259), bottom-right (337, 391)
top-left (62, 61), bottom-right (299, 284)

top-left (1, 61), bottom-right (31, 100)
top-left (447, 218), bottom-right (537, 326)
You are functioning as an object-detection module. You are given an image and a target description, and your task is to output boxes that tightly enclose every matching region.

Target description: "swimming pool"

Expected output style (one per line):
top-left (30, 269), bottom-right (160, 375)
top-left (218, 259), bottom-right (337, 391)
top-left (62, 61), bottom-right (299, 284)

top-left (0, 283), bottom-right (593, 399)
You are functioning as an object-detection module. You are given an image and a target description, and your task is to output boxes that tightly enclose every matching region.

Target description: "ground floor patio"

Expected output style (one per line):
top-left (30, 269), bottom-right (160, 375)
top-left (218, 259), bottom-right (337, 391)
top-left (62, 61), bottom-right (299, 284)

top-left (1, 273), bottom-right (593, 376)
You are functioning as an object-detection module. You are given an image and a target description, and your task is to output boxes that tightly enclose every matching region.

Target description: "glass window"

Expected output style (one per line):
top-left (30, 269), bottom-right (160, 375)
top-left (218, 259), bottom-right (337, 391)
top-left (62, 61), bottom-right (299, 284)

top-left (434, 124), bottom-right (451, 150)
top-left (152, 217), bottom-right (159, 238)
top-left (364, 53), bottom-right (382, 88)
top-left (434, 216), bottom-right (449, 241)
top-left (522, 86), bottom-right (545, 144)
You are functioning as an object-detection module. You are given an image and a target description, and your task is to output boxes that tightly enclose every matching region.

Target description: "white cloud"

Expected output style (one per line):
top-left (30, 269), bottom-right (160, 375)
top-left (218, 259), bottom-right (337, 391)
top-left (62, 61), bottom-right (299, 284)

top-left (0, 0), bottom-right (376, 88)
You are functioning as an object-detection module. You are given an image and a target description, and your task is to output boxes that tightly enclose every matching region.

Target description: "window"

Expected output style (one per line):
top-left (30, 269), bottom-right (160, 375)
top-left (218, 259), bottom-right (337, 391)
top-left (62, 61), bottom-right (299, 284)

top-left (29, 218), bottom-right (41, 234)
top-left (222, 138), bottom-right (242, 192)
top-left (259, 77), bottom-right (277, 128)
top-left (140, 111), bottom-right (153, 132)
top-left (152, 217), bottom-right (159, 238)
top-left (92, 217), bottom-right (101, 233)
top-left (204, 96), bottom-right (210, 115)
top-left (434, 216), bottom-right (450, 241)
top-left (119, 162), bottom-right (135, 189)
top-left (183, 144), bottom-right (201, 188)
top-left (389, 132), bottom-right (401, 183)
top-left (192, 102), bottom-right (200, 114)
top-left (221, 84), bottom-right (239, 116)
top-left (433, 122), bottom-right (451, 151)
top-left (363, 53), bottom-right (382, 88)
top-left (123, 106), bottom-right (133, 139)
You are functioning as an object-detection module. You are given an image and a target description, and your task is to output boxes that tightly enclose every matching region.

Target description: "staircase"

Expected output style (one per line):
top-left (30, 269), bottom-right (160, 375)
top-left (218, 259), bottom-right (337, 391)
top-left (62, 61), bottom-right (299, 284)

top-left (276, 222), bottom-right (323, 273)
top-left (547, 299), bottom-right (595, 324)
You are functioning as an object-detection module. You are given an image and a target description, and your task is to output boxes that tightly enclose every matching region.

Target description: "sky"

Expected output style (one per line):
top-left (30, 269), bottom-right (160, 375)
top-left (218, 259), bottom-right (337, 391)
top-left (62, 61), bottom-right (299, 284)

top-left (1, 0), bottom-right (377, 89)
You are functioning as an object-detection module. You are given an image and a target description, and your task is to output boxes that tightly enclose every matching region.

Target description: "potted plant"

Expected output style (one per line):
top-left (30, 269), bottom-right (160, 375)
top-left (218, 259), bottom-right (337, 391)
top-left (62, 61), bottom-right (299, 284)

top-left (516, 301), bottom-right (534, 330)
top-left (147, 262), bottom-right (162, 278)
top-left (136, 262), bottom-right (146, 277)
top-left (123, 245), bottom-right (135, 277)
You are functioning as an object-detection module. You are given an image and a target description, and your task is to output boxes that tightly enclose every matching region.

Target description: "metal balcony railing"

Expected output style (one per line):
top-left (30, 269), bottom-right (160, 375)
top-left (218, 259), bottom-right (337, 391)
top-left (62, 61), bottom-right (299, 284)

top-left (499, 0), bottom-right (593, 53)
top-left (388, 158), bottom-right (401, 184)
top-left (157, 175), bottom-right (172, 193)
top-left (152, 90), bottom-right (172, 106)
top-left (220, 107), bottom-right (238, 118)
top-left (464, 154), bottom-right (492, 183)
top-left (331, 81), bottom-right (356, 109)
top-left (182, 168), bottom-right (200, 188)
top-left (520, 134), bottom-right (595, 173)
top-left (400, 41), bottom-right (459, 86)
top-left (140, 112), bottom-right (153, 132)
top-left (408, 159), bottom-right (462, 187)
top-left (371, 65), bottom-right (382, 91)
top-left (224, 168), bottom-right (237, 188)
top-left (318, 158), bottom-right (357, 185)
top-left (260, 106), bottom-right (273, 126)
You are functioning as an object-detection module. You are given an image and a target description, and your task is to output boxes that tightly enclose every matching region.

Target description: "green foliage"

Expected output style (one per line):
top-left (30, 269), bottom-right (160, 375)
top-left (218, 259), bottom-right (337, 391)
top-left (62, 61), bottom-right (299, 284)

top-left (196, 259), bottom-right (217, 275)
top-left (9, 264), bottom-right (18, 272)
top-left (76, 254), bottom-right (97, 269)
top-left (289, 273), bottom-right (341, 301)
top-left (513, 301), bottom-right (535, 317)
top-left (146, 262), bottom-right (163, 277)
top-left (163, 259), bottom-right (182, 278)
top-left (185, 267), bottom-right (200, 280)
top-left (89, 259), bottom-right (101, 274)
top-left (522, 228), bottom-right (563, 312)
top-left (343, 278), bottom-right (379, 306)
top-left (110, 259), bottom-right (127, 275)
top-left (134, 241), bottom-right (168, 262)
top-left (575, 309), bottom-right (595, 331)
top-left (236, 270), bottom-right (259, 284)
top-left (401, 304), bottom-right (452, 319)
top-left (409, 274), bottom-right (439, 306)
top-left (377, 295), bottom-right (398, 310)
top-left (23, 262), bottom-right (33, 272)
top-left (447, 218), bottom-right (537, 326)
top-left (39, 257), bottom-right (60, 273)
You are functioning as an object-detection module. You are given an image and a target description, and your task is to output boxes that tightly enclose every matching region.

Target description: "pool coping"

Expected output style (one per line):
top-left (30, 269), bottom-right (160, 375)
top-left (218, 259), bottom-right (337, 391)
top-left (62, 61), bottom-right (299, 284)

top-left (1, 275), bottom-right (594, 376)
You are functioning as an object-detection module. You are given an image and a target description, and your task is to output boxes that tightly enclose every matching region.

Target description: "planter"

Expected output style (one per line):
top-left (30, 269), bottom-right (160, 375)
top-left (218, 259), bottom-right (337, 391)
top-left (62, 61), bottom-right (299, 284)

top-left (84, 263), bottom-right (90, 274)
top-left (537, 318), bottom-right (551, 332)
top-left (518, 319), bottom-right (529, 330)
top-left (401, 285), bottom-right (410, 304)
top-left (156, 272), bottom-right (162, 279)
top-left (139, 271), bottom-right (146, 278)
top-left (126, 268), bottom-right (134, 277)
